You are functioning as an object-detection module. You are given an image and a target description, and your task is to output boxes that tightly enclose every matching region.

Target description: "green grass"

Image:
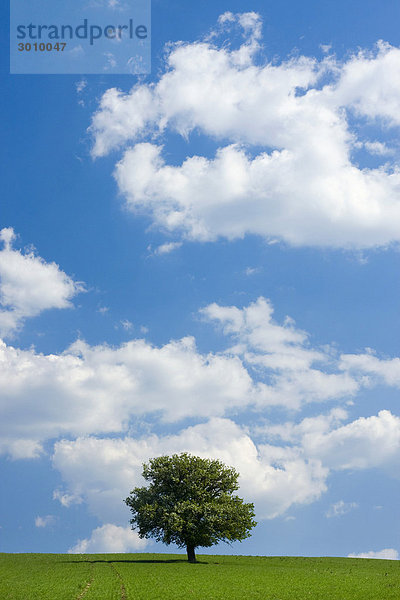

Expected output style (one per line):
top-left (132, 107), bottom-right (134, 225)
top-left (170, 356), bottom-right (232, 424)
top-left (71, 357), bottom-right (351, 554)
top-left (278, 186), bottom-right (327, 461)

top-left (1, 553), bottom-right (399, 599)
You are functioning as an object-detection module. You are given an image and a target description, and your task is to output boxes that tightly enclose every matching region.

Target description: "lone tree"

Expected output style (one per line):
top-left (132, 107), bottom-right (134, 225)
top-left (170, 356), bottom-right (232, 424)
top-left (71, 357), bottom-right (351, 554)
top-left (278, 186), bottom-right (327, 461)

top-left (125, 453), bottom-right (256, 563)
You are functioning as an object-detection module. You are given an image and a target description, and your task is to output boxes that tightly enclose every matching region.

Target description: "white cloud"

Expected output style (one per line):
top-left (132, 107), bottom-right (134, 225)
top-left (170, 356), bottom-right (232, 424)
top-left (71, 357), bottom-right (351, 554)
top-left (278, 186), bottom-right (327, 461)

top-left (348, 548), bottom-right (399, 560)
top-left (35, 515), bottom-right (56, 528)
top-left (256, 408), bottom-right (400, 478)
top-left (363, 141), bottom-right (393, 156)
top-left (69, 45), bottom-right (84, 58)
top-left (202, 297), bottom-right (359, 408)
top-left (114, 141), bottom-right (400, 247)
top-left (334, 41), bottom-right (400, 126)
top-left (3, 296), bottom-right (400, 459)
top-left (244, 267), bottom-right (261, 276)
top-left (49, 408), bottom-right (399, 524)
top-left (90, 15), bottom-right (400, 249)
top-left (256, 407), bottom-right (400, 475)
top-left (325, 500), bottom-right (358, 518)
top-left (302, 410), bottom-right (400, 472)
top-left (0, 228), bottom-right (83, 337)
top-left (0, 334), bottom-right (257, 458)
top-left (76, 78), bottom-right (87, 94)
top-left (153, 242), bottom-right (182, 255)
top-left (53, 489), bottom-right (83, 508)
top-left (68, 524), bottom-right (148, 553)
top-left (91, 13), bottom-right (321, 156)
top-left (52, 408), bottom-right (400, 526)
top-left (340, 352), bottom-right (400, 387)
top-left (0, 438), bottom-right (43, 460)
top-left (103, 52), bottom-right (117, 71)
top-left (53, 418), bottom-right (328, 523)
top-left (203, 297), bottom-right (314, 358)
top-left (254, 407), bottom-right (350, 443)
top-left (76, 78), bottom-right (87, 106)
top-left (320, 44), bottom-right (332, 54)
top-left (0, 296), bottom-right (351, 457)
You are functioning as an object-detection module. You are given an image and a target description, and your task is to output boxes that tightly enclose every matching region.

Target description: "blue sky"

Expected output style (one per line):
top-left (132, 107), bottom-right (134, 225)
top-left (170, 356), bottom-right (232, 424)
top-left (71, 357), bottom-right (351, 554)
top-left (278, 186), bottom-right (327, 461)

top-left (1, 0), bottom-right (400, 559)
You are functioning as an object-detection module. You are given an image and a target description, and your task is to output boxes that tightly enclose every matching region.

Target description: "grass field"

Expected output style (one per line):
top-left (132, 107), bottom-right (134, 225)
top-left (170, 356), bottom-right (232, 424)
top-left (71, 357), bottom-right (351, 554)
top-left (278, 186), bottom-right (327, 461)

top-left (1, 553), bottom-right (399, 599)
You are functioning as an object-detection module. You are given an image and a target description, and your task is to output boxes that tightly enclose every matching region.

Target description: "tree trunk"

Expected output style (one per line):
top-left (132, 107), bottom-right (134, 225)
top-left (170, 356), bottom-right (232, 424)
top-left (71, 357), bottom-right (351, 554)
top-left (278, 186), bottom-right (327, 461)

top-left (186, 544), bottom-right (196, 563)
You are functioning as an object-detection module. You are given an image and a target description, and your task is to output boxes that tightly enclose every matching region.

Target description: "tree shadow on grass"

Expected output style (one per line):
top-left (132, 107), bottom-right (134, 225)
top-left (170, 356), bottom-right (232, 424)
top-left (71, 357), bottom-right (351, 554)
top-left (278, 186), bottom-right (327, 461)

top-left (61, 559), bottom-right (209, 565)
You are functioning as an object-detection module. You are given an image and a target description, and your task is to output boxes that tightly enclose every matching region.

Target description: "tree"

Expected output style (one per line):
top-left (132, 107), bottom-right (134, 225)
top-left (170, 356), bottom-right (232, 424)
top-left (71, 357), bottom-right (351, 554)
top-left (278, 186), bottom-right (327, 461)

top-left (125, 452), bottom-right (257, 563)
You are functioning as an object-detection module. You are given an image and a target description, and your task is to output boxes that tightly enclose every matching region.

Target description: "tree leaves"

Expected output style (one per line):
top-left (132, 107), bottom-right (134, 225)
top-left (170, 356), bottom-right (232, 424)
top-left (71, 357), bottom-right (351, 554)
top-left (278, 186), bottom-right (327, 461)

top-left (125, 453), bottom-right (256, 557)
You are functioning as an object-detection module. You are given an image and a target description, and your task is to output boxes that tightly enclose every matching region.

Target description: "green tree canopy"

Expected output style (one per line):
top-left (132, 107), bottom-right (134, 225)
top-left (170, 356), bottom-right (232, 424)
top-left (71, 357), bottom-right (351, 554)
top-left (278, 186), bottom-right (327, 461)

top-left (125, 452), bottom-right (257, 562)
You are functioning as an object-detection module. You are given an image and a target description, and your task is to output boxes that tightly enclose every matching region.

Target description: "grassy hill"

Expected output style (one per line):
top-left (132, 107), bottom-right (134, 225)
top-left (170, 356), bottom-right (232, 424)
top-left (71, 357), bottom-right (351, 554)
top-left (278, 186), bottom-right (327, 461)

top-left (1, 553), bottom-right (399, 599)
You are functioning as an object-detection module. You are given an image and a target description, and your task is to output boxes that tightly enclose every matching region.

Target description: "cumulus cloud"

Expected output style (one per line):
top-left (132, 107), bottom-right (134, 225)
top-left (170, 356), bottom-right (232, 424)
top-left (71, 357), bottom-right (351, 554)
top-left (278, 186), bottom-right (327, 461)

top-left (340, 351), bottom-right (400, 387)
top-left (334, 41), bottom-right (400, 126)
top-left (41, 298), bottom-right (400, 526)
top-left (90, 14), bottom-right (400, 249)
top-left (68, 524), bottom-right (148, 554)
top-left (0, 296), bottom-right (356, 458)
top-left (202, 297), bottom-right (359, 408)
top-left (114, 142), bottom-right (400, 247)
top-left (348, 548), bottom-right (399, 560)
top-left (0, 228), bottom-right (83, 337)
top-left (254, 407), bottom-right (350, 443)
top-left (52, 407), bottom-right (400, 527)
top-left (90, 13), bottom-right (321, 155)
top-left (53, 418), bottom-right (328, 523)
top-left (303, 410), bottom-right (400, 472)
top-left (259, 407), bottom-right (400, 476)
top-left (0, 334), bottom-right (256, 458)
top-left (3, 296), bottom-right (400, 459)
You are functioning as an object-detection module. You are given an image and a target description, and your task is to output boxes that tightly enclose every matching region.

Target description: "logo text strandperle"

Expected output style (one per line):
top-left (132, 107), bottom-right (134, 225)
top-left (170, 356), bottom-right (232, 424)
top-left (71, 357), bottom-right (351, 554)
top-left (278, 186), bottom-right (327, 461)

top-left (16, 18), bottom-right (148, 46)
